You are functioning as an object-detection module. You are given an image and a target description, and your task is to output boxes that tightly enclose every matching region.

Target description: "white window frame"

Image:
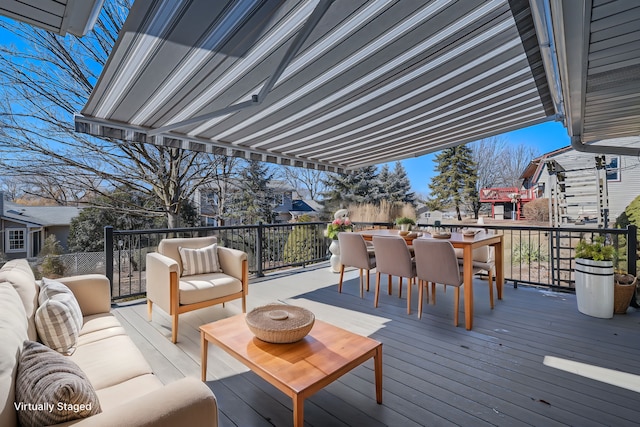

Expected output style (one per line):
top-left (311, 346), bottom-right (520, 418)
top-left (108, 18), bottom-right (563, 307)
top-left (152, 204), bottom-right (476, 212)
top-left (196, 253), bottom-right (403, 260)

top-left (6, 227), bottom-right (26, 253)
top-left (606, 156), bottom-right (621, 182)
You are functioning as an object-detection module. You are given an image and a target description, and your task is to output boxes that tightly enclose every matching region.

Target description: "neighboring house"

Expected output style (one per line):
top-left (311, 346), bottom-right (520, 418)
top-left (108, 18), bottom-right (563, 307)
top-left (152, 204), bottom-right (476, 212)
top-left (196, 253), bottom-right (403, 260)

top-left (0, 193), bottom-right (82, 259)
top-left (194, 181), bottom-right (319, 225)
top-left (274, 197), bottom-right (321, 223)
top-left (527, 137), bottom-right (640, 226)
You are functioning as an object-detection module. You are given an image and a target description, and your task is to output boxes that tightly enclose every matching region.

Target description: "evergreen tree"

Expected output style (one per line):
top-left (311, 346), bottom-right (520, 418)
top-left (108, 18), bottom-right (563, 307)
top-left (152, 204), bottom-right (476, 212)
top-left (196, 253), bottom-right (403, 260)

top-left (39, 235), bottom-right (65, 277)
top-left (230, 160), bottom-right (275, 224)
top-left (377, 164), bottom-right (392, 201)
top-left (68, 189), bottom-right (161, 252)
top-left (321, 166), bottom-right (381, 212)
top-left (343, 166), bottom-right (381, 204)
top-left (428, 145), bottom-right (478, 220)
top-left (389, 162), bottom-right (416, 206)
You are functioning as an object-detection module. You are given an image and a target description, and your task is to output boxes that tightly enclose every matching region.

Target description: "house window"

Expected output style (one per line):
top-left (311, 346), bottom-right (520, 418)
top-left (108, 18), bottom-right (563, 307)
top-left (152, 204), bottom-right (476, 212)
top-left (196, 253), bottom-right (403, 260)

top-left (606, 156), bottom-right (621, 181)
top-left (7, 228), bottom-right (26, 252)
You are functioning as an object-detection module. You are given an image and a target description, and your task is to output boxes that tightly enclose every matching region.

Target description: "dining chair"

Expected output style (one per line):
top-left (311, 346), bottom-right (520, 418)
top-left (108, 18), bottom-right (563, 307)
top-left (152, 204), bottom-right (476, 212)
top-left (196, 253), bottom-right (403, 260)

top-left (338, 232), bottom-right (376, 298)
top-left (413, 239), bottom-right (473, 326)
top-left (455, 246), bottom-right (497, 308)
top-left (372, 236), bottom-right (416, 314)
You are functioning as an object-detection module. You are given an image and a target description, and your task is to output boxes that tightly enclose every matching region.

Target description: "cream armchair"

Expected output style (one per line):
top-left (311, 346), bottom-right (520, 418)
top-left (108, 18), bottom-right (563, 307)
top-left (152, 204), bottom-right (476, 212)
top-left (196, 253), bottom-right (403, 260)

top-left (146, 236), bottom-right (248, 343)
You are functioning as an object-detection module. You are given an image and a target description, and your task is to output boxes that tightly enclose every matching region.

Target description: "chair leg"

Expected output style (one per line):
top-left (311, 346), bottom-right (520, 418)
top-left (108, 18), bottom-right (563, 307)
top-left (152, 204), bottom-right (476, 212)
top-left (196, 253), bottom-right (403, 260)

top-left (147, 299), bottom-right (153, 321)
top-left (399, 277), bottom-right (403, 299)
top-left (366, 269), bottom-right (370, 292)
top-left (431, 282), bottom-right (436, 305)
top-left (453, 287), bottom-right (460, 327)
top-left (338, 264), bottom-right (345, 293)
top-left (171, 314), bottom-right (179, 344)
top-left (418, 280), bottom-right (424, 319)
top-left (387, 275), bottom-right (392, 295)
top-left (488, 270), bottom-right (495, 309)
top-left (423, 280), bottom-right (429, 304)
top-left (407, 277), bottom-right (412, 314)
top-left (374, 272), bottom-right (381, 307)
top-left (359, 268), bottom-right (364, 298)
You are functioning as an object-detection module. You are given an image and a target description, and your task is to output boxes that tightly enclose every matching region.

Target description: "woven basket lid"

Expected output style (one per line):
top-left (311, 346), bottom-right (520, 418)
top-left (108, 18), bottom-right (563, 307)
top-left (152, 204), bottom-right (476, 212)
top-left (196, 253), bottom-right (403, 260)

top-left (246, 304), bottom-right (315, 343)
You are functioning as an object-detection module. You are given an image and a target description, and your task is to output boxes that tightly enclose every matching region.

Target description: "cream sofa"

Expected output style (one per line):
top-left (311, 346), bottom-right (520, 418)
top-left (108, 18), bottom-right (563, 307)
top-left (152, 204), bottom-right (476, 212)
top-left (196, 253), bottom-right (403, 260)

top-left (0, 259), bottom-right (218, 427)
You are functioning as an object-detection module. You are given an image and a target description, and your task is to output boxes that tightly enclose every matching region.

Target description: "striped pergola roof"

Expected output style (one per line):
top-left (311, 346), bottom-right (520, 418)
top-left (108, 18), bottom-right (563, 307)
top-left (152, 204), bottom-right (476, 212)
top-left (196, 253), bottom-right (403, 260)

top-left (75, 0), bottom-right (558, 172)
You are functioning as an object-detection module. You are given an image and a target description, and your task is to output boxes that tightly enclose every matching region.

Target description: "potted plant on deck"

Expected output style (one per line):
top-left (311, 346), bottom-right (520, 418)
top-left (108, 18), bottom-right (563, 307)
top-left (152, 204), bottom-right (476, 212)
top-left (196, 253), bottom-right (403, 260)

top-left (574, 236), bottom-right (615, 318)
top-left (613, 271), bottom-right (637, 314)
top-left (395, 217), bottom-right (416, 232)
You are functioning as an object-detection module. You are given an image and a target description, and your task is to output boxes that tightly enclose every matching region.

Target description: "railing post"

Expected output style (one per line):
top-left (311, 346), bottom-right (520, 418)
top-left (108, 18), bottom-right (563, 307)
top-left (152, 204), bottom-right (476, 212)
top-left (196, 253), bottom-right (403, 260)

top-left (628, 224), bottom-right (637, 277)
top-left (104, 226), bottom-right (113, 288)
top-left (256, 221), bottom-right (264, 277)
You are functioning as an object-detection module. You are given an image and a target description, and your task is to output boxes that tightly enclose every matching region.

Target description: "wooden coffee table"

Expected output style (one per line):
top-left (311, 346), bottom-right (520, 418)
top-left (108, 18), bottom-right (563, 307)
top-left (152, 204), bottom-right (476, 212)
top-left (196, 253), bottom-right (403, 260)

top-left (200, 314), bottom-right (383, 427)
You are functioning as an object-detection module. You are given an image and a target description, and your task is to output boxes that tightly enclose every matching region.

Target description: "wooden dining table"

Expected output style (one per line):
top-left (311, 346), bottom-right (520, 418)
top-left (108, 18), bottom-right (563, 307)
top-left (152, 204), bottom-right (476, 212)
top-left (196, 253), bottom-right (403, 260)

top-left (357, 228), bottom-right (504, 330)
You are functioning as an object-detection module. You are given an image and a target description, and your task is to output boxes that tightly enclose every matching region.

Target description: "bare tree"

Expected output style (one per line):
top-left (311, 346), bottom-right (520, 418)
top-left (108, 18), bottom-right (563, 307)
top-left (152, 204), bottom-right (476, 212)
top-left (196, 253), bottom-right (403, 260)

top-left (468, 137), bottom-right (508, 216)
top-left (471, 137), bottom-right (508, 191)
top-left (497, 143), bottom-right (540, 188)
top-left (471, 137), bottom-right (539, 189)
top-left (0, 0), bottom-right (227, 228)
top-left (279, 166), bottom-right (327, 201)
top-left (199, 155), bottom-right (241, 226)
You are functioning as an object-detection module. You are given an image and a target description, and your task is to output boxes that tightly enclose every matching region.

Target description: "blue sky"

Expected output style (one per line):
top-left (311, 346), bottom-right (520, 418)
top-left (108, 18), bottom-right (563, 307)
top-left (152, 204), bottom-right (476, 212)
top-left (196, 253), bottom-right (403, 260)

top-left (395, 120), bottom-right (571, 195)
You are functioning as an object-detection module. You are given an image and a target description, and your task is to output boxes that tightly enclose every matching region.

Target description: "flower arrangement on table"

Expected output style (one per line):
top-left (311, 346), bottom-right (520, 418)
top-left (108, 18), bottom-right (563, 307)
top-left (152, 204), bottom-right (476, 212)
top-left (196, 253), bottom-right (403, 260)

top-left (326, 217), bottom-right (353, 240)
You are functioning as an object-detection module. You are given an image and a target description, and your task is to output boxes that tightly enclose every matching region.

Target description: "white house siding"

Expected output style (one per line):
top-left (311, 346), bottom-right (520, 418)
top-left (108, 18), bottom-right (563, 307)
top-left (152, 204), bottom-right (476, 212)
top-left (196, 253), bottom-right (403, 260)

top-left (536, 137), bottom-right (640, 225)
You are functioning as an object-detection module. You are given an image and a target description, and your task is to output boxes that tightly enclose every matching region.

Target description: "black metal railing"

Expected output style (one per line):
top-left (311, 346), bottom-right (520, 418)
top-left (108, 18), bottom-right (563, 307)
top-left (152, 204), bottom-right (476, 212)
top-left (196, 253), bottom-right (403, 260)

top-left (104, 222), bottom-right (637, 300)
top-left (414, 222), bottom-right (637, 291)
top-left (104, 222), bottom-right (330, 300)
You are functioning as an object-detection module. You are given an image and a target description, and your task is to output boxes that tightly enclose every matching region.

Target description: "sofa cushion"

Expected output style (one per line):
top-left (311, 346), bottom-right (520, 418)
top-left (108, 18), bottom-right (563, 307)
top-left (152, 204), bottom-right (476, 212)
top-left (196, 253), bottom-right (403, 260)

top-left (95, 373), bottom-right (163, 411)
top-left (179, 243), bottom-right (221, 276)
top-left (35, 279), bottom-right (83, 355)
top-left (179, 273), bottom-right (242, 305)
top-left (15, 340), bottom-right (101, 427)
top-left (70, 335), bottom-right (153, 390)
top-left (0, 259), bottom-right (39, 340)
top-left (77, 313), bottom-right (127, 346)
top-left (0, 283), bottom-right (29, 427)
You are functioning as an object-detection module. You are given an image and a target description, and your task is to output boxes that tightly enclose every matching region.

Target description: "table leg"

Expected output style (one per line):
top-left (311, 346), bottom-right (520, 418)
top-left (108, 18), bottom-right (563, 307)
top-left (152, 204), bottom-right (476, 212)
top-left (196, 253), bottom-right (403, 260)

top-left (463, 246), bottom-right (474, 330)
top-left (374, 345), bottom-right (383, 404)
top-left (293, 394), bottom-right (304, 427)
top-left (201, 331), bottom-right (208, 381)
top-left (494, 241), bottom-right (504, 300)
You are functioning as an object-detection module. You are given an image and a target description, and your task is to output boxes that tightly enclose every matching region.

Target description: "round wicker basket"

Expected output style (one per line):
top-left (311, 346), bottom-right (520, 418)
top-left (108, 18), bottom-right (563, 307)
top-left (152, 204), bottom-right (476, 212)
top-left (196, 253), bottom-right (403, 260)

top-left (245, 304), bottom-right (315, 343)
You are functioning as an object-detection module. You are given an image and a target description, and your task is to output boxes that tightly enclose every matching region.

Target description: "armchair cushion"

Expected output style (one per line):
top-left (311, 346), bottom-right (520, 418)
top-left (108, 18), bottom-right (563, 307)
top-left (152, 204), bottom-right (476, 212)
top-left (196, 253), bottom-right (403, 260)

top-left (16, 340), bottom-right (101, 427)
top-left (178, 243), bottom-right (221, 276)
top-left (35, 278), bottom-right (83, 355)
top-left (179, 273), bottom-right (243, 305)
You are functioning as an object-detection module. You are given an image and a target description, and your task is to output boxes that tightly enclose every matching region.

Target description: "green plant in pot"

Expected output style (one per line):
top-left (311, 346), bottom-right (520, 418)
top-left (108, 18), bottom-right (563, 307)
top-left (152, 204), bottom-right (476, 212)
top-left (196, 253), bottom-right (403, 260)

top-left (575, 236), bottom-right (615, 261)
top-left (395, 217), bottom-right (416, 232)
top-left (574, 236), bottom-right (615, 318)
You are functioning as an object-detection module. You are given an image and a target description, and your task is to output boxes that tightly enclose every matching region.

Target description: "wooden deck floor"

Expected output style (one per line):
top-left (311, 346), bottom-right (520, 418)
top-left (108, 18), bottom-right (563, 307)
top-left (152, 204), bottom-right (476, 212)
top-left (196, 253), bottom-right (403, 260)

top-left (113, 262), bottom-right (640, 427)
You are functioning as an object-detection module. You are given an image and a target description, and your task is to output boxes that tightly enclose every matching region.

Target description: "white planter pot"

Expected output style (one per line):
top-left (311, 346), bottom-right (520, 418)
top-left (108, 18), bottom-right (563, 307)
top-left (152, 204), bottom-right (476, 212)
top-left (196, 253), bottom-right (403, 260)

top-left (329, 239), bottom-right (341, 273)
top-left (574, 258), bottom-right (614, 318)
top-left (399, 223), bottom-right (411, 232)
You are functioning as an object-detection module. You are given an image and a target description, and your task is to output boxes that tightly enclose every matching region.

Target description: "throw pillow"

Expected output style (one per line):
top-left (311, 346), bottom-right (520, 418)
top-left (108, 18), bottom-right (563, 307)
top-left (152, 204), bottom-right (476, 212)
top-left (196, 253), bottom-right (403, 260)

top-left (15, 340), bottom-right (101, 427)
top-left (35, 278), bottom-right (83, 354)
top-left (179, 243), bottom-right (221, 276)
